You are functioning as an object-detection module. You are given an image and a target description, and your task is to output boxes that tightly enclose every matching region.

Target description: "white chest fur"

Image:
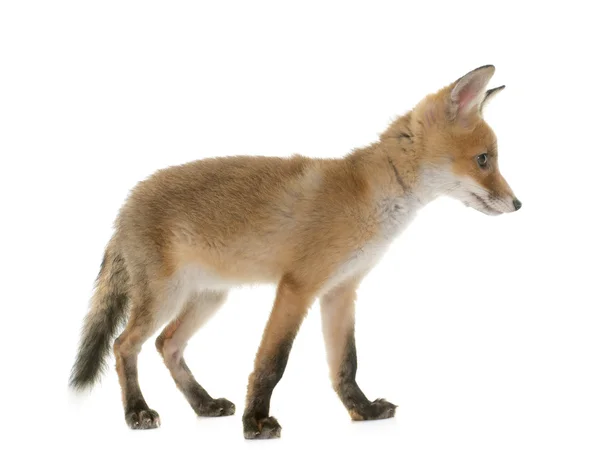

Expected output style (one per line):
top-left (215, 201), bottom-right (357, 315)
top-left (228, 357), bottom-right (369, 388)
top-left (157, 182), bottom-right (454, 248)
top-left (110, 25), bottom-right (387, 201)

top-left (320, 195), bottom-right (419, 294)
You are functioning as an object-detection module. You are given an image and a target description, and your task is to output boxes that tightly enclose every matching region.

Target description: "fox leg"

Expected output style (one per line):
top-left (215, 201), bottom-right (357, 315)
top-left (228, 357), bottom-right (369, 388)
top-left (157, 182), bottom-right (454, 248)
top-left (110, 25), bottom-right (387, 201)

top-left (242, 275), bottom-right (315, 439)
top-left (155, 289), bottom-right (235, 417)
top-left (320, 281), bottom-right (397, 421)
top-left (113, 291), bottom-right (162, 430)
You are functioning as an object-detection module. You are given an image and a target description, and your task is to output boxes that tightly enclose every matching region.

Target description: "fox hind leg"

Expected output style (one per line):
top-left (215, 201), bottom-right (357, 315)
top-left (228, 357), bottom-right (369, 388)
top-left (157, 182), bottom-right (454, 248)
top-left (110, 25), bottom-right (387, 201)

top-left (156, 289), bottom-right (235, 417)
top-left (113, 292), bottom-right (162, 430)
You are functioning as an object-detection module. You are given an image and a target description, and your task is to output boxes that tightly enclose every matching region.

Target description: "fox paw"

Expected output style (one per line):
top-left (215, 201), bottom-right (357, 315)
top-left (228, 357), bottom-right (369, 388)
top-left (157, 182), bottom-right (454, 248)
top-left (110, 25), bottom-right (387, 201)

top-left (349, 398), bottom-right (397, 421)
top-left (125, 408), bottom-right (161, 430)
top-left (194, 397), bottom-right (236, 417)
top-left (243, 415), bottom-right (282, 439)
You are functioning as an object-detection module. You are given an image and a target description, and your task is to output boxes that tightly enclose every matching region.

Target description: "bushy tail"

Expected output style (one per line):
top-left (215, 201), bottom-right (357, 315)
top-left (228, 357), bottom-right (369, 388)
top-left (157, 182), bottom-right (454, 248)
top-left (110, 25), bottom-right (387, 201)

top-left (69, 240), bottom-right (129, 390)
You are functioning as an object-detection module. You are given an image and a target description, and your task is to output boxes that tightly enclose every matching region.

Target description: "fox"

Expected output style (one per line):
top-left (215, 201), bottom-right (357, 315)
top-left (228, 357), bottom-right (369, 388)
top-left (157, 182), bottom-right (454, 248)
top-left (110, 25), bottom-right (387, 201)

top-left (70, 65), bottom-right (521, 439)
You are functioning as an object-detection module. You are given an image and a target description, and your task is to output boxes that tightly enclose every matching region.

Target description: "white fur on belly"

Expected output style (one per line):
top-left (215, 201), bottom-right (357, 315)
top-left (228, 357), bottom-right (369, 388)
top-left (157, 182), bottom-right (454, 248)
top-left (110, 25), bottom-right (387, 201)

top-left (154, 265), bottom-right (237, 326)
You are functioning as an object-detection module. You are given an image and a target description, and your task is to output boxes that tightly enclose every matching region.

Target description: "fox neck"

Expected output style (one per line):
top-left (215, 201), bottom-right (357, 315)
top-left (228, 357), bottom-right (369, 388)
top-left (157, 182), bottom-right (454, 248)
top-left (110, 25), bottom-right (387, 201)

top-left (347, 112), bottom-right (447, 210)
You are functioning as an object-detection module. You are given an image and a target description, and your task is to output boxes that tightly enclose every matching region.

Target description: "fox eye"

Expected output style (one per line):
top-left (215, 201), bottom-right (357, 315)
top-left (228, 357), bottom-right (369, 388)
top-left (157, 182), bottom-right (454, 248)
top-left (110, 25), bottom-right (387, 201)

top-left (476, 153), bottom-right (488, 168)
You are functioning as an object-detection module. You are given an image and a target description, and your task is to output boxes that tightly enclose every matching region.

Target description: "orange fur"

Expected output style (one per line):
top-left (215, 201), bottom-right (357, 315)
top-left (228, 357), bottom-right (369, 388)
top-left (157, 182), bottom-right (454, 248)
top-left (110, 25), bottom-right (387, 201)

top-left (70, 65), bottom-right (521, 437)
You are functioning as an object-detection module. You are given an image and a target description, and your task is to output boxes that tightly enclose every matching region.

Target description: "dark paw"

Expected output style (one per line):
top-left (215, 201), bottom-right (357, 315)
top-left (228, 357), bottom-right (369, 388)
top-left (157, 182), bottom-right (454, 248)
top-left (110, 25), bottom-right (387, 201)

top-left (194, 397), bottom-right (236, 417)
top-left (243, 415), bottom-right (282, 439)
top-left (125, 409), bottom-right (161, 430)
top-left (349, 398), bottom-right (397, 421)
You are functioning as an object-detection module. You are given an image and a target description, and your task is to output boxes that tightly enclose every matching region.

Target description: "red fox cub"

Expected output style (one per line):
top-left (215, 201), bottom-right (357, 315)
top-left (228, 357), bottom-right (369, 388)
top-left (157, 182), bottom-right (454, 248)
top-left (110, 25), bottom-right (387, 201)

top-left (70, 65), bottom-right (521, 438)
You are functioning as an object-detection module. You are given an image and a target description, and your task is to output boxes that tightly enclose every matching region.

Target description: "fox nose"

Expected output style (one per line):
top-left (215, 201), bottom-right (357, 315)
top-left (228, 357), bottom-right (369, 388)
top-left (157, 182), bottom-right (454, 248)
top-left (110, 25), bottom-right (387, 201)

top-left (513, 198), bottom-right (522, 211)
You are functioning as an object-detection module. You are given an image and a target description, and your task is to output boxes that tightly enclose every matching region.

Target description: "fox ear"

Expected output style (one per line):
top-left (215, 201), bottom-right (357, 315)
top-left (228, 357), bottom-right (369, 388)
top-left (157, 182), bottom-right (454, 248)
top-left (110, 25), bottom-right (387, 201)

top-left (480, 85), bottom-right (505, 112)
top-left (448, 65), bottom-right (495, 121)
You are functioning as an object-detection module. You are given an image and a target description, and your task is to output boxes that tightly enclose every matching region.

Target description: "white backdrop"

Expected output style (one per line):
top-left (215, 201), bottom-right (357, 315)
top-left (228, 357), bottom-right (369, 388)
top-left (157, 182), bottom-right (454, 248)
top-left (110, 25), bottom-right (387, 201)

top-left (1, 1), bottom-right (598, 471)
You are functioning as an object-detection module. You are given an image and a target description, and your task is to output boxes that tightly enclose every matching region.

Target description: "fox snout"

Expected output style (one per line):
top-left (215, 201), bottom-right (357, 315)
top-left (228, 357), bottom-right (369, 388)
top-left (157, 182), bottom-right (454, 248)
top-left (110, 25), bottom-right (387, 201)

top-left (473, 190), bottom-right (522, 215)
top-left (488, 172), bottom-right (522, 214)
top-left (466, 173), bottom-right (521, 216)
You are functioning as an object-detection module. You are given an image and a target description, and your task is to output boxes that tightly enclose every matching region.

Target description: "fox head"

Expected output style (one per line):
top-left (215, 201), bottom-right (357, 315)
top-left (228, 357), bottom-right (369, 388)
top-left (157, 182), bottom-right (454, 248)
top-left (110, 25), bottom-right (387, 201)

top-left (411, 65), bottom-right (521, 215)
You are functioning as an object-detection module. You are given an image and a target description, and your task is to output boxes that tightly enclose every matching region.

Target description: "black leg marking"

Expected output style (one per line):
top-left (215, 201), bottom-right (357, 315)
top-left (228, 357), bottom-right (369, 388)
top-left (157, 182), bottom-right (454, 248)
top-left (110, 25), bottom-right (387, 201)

top-left (155, 290), bottom-right (234, 419)
top-left (337, 336), bottom-right (397, 421)
top-left (118, 352), bottom-right (161, 430)
top-left (178, 359), bottom-right (236, 417)
top-left (243, 337), bottom-right (293, 439)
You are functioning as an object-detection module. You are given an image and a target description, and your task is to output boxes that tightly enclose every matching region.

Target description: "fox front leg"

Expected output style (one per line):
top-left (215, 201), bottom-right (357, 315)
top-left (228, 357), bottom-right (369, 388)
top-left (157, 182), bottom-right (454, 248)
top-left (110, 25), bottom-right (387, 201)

top-left (320, 281), bottom-right (397, 421)
top-left (243, 275), bottom-right (314, 439)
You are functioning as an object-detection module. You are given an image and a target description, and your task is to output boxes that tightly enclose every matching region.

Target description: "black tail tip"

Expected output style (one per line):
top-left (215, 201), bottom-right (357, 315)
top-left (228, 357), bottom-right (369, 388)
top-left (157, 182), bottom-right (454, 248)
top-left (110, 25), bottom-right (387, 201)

top-left (68, 365), bottom-right (100, 391)
top-left (68, 375), bottom-right (89, 391)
